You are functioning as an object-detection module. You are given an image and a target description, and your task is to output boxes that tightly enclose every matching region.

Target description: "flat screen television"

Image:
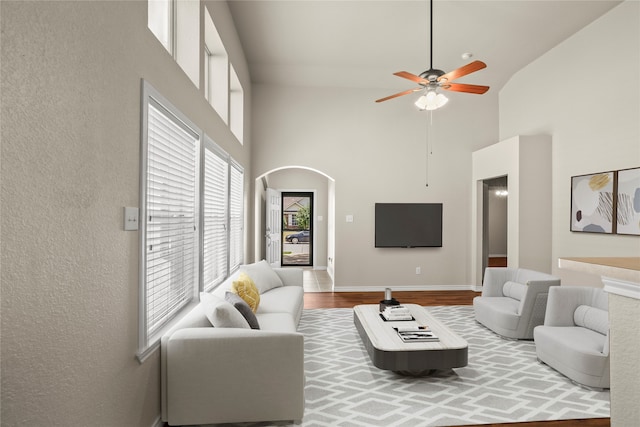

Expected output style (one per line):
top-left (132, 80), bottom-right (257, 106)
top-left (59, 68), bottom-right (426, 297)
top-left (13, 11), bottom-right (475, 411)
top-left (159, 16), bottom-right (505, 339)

top-left (375, 203), bottom-right (443, 248)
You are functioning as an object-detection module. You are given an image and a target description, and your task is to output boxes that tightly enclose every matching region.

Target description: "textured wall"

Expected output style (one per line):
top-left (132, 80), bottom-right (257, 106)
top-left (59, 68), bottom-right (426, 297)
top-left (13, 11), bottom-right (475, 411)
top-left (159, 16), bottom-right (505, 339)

top-left (609, 293), bottom-right (640, 425)
top-left (1, 1), bottom-right (249, 425)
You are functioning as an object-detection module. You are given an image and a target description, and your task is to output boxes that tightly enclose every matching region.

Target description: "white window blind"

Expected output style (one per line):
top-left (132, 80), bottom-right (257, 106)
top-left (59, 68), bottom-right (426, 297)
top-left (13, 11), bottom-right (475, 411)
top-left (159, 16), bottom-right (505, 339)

top-left (140, 86), bottom-right (199, 356)
top-left (202, 141), bottom-right (228, 291)
top-left (229, 163), bottom-right (244, 272)
top-left (138, 80), bottom-right (245, 362)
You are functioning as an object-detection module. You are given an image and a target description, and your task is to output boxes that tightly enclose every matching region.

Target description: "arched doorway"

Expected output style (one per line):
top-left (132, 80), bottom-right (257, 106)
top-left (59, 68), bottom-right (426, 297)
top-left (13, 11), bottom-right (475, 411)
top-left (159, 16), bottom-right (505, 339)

top-left (254, 166), bottom-right (336, 286)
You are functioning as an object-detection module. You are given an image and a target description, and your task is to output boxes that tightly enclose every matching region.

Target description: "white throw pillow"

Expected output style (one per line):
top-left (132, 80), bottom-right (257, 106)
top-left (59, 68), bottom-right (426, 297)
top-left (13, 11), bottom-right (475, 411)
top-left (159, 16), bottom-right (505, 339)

top-left (574, 305), bottom-right (609, 335)
top-left (502, 281), bottom-right (527, 301)
top-left (199, 292), bottom-right (250, 329)
top-left (239, 260), bottom-right (284, 294)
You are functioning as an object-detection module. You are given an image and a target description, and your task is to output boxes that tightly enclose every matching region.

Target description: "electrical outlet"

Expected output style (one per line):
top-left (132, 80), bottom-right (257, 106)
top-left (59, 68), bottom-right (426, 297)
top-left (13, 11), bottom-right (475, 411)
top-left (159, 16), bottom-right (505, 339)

top-left (416, 267), bottom-right (421, 275)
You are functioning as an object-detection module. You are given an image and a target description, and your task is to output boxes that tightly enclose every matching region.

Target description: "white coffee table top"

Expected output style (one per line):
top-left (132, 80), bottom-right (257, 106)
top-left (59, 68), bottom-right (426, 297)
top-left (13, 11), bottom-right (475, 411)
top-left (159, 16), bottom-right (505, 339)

top-left (354, 304), bottom-right (468, 352)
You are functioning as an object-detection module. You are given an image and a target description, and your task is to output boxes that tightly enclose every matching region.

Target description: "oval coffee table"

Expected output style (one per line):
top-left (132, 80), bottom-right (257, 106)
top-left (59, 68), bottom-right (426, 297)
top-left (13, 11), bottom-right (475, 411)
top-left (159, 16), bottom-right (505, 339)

top-left (353, 304), bottom-right (468, 375)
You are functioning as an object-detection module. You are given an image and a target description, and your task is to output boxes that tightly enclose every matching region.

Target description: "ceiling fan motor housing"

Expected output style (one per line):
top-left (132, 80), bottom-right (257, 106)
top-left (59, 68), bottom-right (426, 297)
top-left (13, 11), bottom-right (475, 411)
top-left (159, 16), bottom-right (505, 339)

top-left (419, 68), bottom-right (445, 83)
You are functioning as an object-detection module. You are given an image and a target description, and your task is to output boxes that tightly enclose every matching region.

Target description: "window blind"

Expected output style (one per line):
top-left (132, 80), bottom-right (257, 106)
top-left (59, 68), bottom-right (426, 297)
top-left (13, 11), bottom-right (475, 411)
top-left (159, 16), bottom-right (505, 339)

top-left (144, 99), bottom-right (198, 341)
top-left (229, 163), bottom-right (244, 272)
top-left (202, 142), bottom-right (228, 291)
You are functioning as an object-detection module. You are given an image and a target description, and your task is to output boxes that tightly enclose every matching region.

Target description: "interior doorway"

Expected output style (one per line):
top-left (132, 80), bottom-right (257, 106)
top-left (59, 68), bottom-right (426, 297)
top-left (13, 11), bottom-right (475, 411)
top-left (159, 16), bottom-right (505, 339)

top-left (281, 192), bottom-right (313, 266)
top-left (482, 176), bottom-right (508, 275)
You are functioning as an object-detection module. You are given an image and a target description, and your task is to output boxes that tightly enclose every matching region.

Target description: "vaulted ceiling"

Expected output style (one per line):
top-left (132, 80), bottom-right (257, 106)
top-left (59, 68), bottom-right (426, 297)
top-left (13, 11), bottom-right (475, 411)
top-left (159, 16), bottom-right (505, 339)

top-left (227, 0), bottom-right (622, 93)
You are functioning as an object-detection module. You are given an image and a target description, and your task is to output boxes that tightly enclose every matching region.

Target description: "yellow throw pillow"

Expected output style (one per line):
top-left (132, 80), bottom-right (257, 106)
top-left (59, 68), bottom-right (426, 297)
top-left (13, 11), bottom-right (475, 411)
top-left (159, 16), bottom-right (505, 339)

top-left (232, 273), bottom-right (260, 312)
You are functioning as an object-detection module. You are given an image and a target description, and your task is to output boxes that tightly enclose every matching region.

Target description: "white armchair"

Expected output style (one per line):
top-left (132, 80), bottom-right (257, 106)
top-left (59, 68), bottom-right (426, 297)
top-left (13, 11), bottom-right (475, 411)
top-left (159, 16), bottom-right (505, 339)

top-left (534, 286), bottom-right (609, 389)
top-left (473, 267), bottom-right (560, 339)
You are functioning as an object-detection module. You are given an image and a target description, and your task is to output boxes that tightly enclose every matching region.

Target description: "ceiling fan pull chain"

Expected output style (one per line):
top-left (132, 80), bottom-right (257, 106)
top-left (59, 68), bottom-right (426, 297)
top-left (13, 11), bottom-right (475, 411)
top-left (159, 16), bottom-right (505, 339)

top-left (425, 111), bottom-right (432, 187)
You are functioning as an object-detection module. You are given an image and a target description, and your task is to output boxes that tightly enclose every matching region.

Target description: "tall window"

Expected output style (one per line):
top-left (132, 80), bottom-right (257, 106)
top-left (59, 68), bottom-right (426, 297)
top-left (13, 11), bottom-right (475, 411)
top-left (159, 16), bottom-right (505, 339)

top-left (229, 163), bottom-right (244, 272)
top-left (204, 6), bottom-right (229, 123)
top-left (149, 0), bottom-right (199, 86)
top-left (202, 140), bottom-right (229, 291)
top-left (139, 81), bottom-right (200, 359)
top-left (138, 81), bottom-right (245, 360)
top-left (148, 0), bottom-right (174, 54)
top-left (229, 65), bottom-right (244, 144)
top-left (201, 141), bottom-right (244, 291)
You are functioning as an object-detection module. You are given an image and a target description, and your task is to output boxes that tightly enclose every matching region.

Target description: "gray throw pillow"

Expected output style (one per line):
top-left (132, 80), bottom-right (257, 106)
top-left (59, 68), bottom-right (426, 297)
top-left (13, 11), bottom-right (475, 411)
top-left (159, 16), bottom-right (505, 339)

top-left (225, 292), bottom-right (260, 329)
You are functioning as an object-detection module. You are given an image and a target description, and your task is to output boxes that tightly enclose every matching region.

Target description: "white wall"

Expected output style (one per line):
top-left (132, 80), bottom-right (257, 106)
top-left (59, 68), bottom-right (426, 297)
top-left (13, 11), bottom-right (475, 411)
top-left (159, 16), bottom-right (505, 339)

top-left (488, 193), bottom-right (507, 256)
top-left (0, 1), bottom-right (250, 426)
top-left (499, 0), bottom-right (640, 283)
top-left (252, 83), bottom-right (498, 289)
top-left (471, 135), bottom-right (553, 284)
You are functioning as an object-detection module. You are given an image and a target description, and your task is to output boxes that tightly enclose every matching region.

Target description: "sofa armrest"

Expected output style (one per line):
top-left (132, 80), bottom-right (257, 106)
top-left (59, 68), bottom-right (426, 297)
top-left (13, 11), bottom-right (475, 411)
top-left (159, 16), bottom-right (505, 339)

top-left (481, 268), bottom-right (516, 297)
top-left (274, 267), bottom-right (303, 288)
top-left (521, 280), bottom-right (558, 302)
top-left (164, 327), bottom-right (304, 425)
top-left (543, 286), bottom-right (592, 327)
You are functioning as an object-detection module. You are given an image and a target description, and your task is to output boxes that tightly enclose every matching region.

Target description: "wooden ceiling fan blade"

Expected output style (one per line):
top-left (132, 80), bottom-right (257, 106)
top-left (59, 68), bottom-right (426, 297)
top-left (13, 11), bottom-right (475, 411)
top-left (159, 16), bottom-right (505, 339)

top-left (438, 60), bottom-right (487, 83)
top-left (441, 83), bottom-right (490, 94)
top-left (375, 88), bottom-right (421, 103)
top-left (394, 71), bottom-right (429, 85)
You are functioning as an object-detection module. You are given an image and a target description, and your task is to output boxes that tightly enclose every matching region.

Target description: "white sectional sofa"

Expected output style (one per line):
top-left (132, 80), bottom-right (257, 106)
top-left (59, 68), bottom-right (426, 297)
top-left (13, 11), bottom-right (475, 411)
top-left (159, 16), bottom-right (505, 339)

top-left (160, 261), bottom-right (305, 426)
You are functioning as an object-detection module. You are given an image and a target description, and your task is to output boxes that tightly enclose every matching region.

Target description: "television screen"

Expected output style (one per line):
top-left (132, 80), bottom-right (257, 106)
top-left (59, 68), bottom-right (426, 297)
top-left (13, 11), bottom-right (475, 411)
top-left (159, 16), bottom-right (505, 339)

top-left (375, 203), bottom-right (443, 248)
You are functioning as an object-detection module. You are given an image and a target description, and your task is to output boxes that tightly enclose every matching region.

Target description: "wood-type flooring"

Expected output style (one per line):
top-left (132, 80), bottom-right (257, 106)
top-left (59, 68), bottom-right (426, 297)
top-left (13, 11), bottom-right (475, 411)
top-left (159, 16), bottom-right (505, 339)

top-left (303, 290), bottom-right (610, 427)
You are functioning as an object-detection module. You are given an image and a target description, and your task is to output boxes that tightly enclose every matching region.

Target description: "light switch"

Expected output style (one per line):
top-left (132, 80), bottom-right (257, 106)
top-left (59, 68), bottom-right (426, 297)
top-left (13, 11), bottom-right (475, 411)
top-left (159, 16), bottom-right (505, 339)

top-left (124, 207), bottom-right (139, 231)
top-left (346, 215), bottom-right (354, 223)
top-left (317, 215), bottom-right (323, 222)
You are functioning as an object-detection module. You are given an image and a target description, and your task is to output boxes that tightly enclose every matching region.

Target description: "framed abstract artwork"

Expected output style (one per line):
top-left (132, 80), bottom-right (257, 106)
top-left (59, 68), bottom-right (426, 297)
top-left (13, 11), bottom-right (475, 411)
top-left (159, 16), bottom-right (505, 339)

top-left (616, 167), bottom-right (640, 236)
top-left (570, 171), bottom-right (616, 233)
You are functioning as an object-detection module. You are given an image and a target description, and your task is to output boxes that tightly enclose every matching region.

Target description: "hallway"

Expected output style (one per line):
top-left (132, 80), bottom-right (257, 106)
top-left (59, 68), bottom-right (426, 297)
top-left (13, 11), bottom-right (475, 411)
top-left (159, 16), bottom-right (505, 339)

top-left (302, 269), bottom-right (333, 292)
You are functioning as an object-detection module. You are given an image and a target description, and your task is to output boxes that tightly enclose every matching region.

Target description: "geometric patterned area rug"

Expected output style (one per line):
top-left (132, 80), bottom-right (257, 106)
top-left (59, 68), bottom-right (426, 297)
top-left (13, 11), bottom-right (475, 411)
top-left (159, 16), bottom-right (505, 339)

top-left (205, 306), bottom-right (610, 427)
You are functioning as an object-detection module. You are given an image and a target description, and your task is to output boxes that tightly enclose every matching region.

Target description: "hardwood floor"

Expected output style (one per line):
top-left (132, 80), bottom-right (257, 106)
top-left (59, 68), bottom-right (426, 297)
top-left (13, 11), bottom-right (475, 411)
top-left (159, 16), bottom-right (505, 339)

top-left (303, 290), bottom-right (610, 427)
top-left (303, 290), bottom-right (480, 309)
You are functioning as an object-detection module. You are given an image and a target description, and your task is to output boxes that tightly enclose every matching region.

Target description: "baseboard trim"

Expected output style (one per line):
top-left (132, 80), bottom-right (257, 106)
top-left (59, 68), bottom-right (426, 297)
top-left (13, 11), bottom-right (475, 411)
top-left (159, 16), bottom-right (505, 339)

top-left (334, 285), bottom-right (477, 292)
top-left (151, 415), bottom-right (165, 427)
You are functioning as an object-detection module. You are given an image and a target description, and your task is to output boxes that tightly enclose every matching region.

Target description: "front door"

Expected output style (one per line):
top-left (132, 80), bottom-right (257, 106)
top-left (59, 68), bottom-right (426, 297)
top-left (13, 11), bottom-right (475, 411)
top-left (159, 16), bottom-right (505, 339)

top-left (265, 188), bottom-right (282, 267)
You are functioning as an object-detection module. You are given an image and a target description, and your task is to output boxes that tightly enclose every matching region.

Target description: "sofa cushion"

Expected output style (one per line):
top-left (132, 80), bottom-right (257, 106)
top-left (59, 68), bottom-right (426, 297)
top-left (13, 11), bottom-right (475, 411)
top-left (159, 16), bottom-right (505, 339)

top-left (473, 296), bottom-right (521, 332)
top-left (257, 285), bottom-right (305, 325)
top-left (240, 260), bottom-right (284, 294)
top-left (574, 305), bottom-right (608, 335)
top-left (502, 281), bottom-right (527, 301)
top-left (232, 272), bottom-right (261, 312)
top-left (225, 292), bottom-right (260, 329)
top-left (255, 312), bottom-right (298, 333)
top-left (199, 292), bottom-right (250, 329)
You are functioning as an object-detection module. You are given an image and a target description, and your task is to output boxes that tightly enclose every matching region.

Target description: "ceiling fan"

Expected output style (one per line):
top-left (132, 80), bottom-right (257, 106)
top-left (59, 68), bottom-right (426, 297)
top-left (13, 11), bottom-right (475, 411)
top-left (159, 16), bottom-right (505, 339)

top-left (376, 0), bottom-right (489, 110)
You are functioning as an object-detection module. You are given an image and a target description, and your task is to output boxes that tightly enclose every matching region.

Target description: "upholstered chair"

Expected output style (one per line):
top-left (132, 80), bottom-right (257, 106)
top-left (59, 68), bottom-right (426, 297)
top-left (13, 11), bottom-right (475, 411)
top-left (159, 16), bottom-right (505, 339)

top-left (473, 267), bottom-right (560, 339)
top-left (534, 286), bottom-right (610, 389)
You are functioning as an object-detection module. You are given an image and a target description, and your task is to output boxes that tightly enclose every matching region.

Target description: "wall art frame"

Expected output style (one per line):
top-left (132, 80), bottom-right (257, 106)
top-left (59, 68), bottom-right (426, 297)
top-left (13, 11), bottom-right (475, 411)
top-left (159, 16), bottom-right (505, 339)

top-left (616, 167), bottom-right (640, 236)
top-left (570, 171), bottom-right (617, 234)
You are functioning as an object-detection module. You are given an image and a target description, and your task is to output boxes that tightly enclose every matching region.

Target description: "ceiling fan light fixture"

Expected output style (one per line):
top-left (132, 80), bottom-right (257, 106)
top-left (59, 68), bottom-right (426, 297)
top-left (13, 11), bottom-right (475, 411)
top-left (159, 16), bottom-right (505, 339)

top-left (415, 89), bottom-right (449, 111)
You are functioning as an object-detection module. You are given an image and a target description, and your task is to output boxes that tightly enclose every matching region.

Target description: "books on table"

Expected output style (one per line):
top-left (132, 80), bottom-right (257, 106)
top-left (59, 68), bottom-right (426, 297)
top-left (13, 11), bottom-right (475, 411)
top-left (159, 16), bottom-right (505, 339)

top-left (394, 326), bottom-right (439, 342)
top-left (380, 305), bottom-right (413, 321)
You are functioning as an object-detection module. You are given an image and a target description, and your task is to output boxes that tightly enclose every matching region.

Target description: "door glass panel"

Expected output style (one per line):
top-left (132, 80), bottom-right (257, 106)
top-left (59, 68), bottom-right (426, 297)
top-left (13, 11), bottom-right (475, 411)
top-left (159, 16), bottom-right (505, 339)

top-left (282, 192), bottom-right (313, 266)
